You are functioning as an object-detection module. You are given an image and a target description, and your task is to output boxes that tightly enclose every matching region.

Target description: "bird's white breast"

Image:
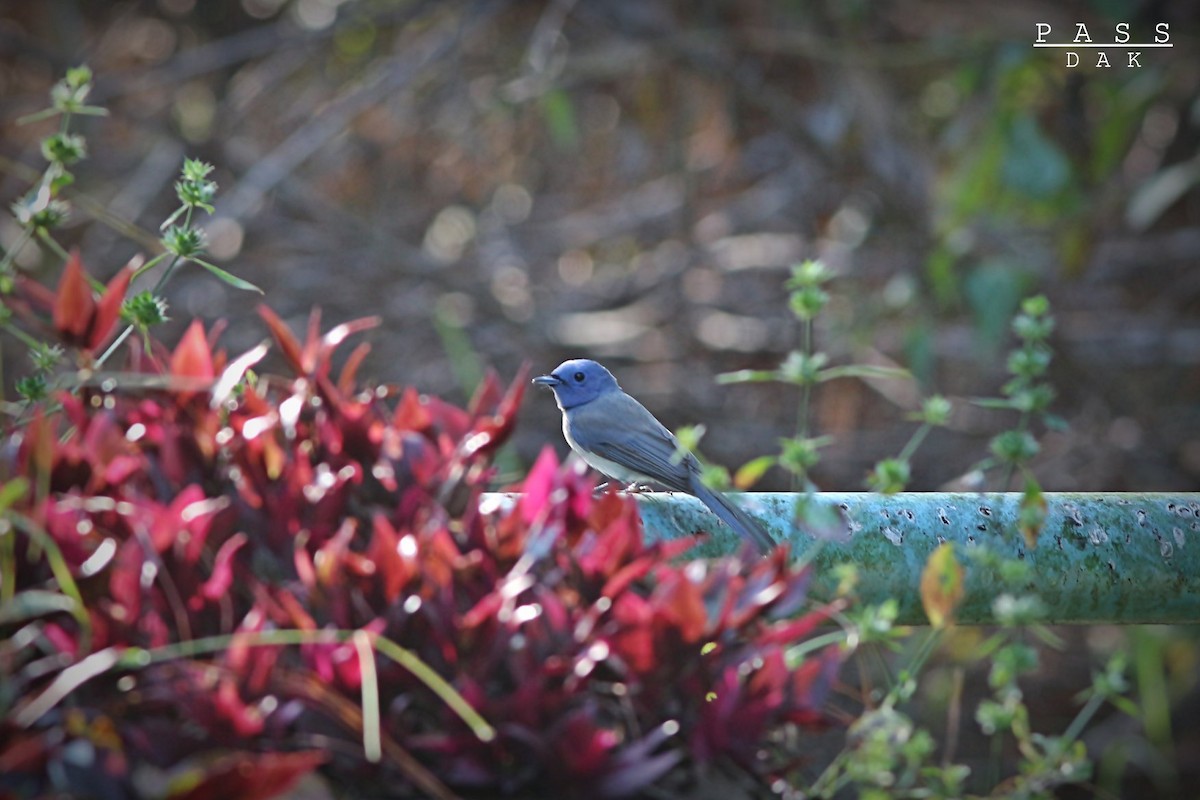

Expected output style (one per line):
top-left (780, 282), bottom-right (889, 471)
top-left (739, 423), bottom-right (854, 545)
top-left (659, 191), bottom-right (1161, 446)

top-left (561, 415), bottom-right (646, 485)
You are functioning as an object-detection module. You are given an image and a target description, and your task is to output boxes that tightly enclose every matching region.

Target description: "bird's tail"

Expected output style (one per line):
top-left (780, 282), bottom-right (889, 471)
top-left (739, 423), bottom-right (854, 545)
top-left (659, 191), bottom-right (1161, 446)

top-left (690, 480), bottom-right (775, 555)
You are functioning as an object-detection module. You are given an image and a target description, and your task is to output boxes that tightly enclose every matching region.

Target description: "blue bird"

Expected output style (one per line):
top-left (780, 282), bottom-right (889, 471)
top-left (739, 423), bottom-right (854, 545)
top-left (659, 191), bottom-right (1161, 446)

top-left (532, 358), bottom-right (775, 554)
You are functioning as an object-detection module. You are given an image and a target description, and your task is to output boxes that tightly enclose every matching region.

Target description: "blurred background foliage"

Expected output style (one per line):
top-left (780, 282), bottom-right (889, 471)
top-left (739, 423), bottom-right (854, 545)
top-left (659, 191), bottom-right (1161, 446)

top-left (1, 0), bottom-right (1197, 495)
top-left (1, 1), bottom-right (1199, 795)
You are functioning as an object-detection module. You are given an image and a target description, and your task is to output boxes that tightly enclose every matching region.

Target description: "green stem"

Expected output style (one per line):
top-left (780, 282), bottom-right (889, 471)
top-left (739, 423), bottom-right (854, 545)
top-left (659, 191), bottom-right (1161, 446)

top-left (898, 422), bottom-right (932, 464)
top-left (786, 628), bottom-right (847, 663)
top-left (798, 317), bottom-right (813, 439)
top-left (94, 325), bottom-right (136, 368)
top-left (793, 318), bottom-right (814, 491)
top-left (95, 252), bottom-right (182, 368)
top-left (1001, 411), bottom-right (1031, 491)
top-left (35, 229), bottom-right (70, 262)
top-left (987, 729), bottom-right (1004, 790)
top-left (15, 627), bottom-right (497, 744)
top-left (906, 627), bottom-right (943, 679)
top-left (2, 322), bottom-right (50, 353)
top-left (131, 251), bottom-right (170, 281)
top-left (353, 630), bottom-right (382, 763)
top-left (10, 512), bottom-right (92, 654)
top-left (1060, 690), bottom-right (1107, 748)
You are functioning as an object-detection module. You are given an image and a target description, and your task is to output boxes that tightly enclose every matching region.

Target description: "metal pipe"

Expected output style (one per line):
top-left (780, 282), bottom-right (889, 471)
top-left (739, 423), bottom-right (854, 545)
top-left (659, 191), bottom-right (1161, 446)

top-left (484, 492), bottom-right (1200, 624)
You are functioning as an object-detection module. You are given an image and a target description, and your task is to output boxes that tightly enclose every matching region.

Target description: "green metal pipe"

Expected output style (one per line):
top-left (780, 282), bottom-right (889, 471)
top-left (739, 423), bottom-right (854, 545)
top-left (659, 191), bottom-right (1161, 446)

top-left (485, 492), bottom-right (1200, 624)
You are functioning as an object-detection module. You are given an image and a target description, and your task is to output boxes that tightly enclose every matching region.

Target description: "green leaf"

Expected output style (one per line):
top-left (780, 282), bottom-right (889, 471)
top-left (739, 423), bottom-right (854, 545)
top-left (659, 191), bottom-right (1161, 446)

top-left (0, 478), bottom-right (29, 511)
top-left (788, 284), bottom-right (830, 321)
top-left (915, 394), bottom-right (952, 426)
top-left (1002, 113), bottom-right (1071, 199)
top-left (924, 245), bottom-right (959, 308)
top-left (181, 157), bottom-right (215, 181)
top-left (817, 364), bottom-right (911, 382)
top-left (1007, 346), bottom-right (1052, 380)
top-left (716, 368), bottom-right (778, 384)
top-left (698, 463), bottom-right (731, 491)
top-left (17, 107), bottom-right (63, 126)
top-left (785, 259), bottom-right (832, 289)
top-left (1006, 384), bottom-right (1055, 414)
top-left (993, 592), bottom-right (1046, 626)
top-left (41, 132), bottom-right (86, 165)
top-left (70, 105), bottom-right (110, 117)
top-left (65, 64), bottom-right (93, 88)
top-left (970, 397), bottom-right (1016, 410)
top-left (778, 436), bottom-right (832, 476)
top-left (965, 260), bottom-right (1028, 349)
top-left (192, 258), bottom-right (264, 294)
top-left (779, 350), bottom-right (826, 384)
top-left (121, 291), bottom-right (169, 329)
top-left (1012, 309), bottom-right (1054, 341)
top-left (991, 642), bottom-right (1039, 687)
top-left (733, 455), bottom-right (775, 490)
top-left (48, 170), bottom-right (75, 194)
top-left (162, 224), bottom-right (206, 257)
top-left (1109, 695), bottom-right (1141, 718)
top-left (920, 542), bottom-right (965, 628)
top-left (866, 458), bottom-right (910, 494)
top-left (975, 698), bottom-right (1016, 734)
top-left (1043, 413), bottom-right (1070, 432)
top-left (541, 88), bottom-right (579, 150)
top-left (1019, 294), bottom-right (1051, 318)
top-left (672, 424), bottom-right (704, 464)
top-left (0, 589), bottom-right (77, 626)
top-left (989, 430), bottom-right (1040, 465)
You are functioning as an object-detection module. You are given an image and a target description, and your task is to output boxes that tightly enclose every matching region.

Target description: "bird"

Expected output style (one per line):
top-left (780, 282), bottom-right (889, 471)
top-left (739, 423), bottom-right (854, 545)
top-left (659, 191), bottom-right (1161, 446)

top-left (532, 358), bottom-right (775, 554)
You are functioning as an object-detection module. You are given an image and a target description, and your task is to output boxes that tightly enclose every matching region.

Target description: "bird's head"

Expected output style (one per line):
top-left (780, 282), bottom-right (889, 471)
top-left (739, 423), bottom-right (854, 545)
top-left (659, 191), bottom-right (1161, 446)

top-left (532, 358), bottom-right (620, 409)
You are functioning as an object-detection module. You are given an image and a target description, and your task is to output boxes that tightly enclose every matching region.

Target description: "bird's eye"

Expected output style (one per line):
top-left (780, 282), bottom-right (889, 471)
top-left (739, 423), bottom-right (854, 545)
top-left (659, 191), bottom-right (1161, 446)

top-left (573, 372), bottom-right (585, 383)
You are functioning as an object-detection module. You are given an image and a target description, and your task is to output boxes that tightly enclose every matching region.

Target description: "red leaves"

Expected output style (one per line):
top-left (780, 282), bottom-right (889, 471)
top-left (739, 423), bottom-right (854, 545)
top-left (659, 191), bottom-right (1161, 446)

top-left (651, 570), bottom-right (708, 644)
top-left (170, 319), bottom-right (216, 384)
top-left (3, 300), bottom-right (841, 798)
top-left (417, 448), bottom-right (838, 789)
top-left (52, 249), bottom-right (93, 344)
top-left (51, 248), bottom-right (134, 352)
top-left (257, 304), bottom-right (380, 381)
top-left (167, 750), bottom-right (327, 800)
top-left (193, 532), bottom-right (247, 609)
top-left (368, 514), bottom-right (417, 603)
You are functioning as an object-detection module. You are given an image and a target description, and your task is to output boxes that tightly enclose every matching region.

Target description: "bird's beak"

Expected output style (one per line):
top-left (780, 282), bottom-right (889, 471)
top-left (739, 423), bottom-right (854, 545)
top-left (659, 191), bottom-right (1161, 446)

top-left (532, 374), bottom-right (560, 387)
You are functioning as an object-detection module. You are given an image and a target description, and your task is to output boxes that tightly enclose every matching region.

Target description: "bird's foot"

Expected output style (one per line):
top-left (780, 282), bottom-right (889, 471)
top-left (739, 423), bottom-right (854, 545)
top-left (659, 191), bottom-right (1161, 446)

top-left (593, 481), bottom-right (654, 496)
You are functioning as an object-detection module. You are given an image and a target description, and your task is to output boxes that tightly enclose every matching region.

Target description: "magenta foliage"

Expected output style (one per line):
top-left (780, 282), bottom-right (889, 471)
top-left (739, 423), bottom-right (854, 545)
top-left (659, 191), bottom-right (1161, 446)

top-left (1, 284), bottom-right (840, 798)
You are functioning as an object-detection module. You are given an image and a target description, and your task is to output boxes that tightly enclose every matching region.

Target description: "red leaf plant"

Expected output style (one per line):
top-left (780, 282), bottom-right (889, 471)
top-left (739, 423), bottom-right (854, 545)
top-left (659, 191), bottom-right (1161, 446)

top-left (5, 248), bottom-right (135, 355)
top-left (0, 301), bottom-right (842, 799)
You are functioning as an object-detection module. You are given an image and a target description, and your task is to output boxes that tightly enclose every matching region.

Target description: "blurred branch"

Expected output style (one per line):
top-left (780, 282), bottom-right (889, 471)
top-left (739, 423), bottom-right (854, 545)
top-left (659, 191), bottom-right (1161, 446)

top-left (529, 174), bottom-right (684, 250)
top-left (218, 0), bottom-right (506, 220)
top-left (741, 27), bottom-right (984, 68)
top-left (1088, 228), bottom-right (1200, 279)
top-left (503, 0), bottom-right (579, 102)
top-left (578, 5), bottom-right (841, 170)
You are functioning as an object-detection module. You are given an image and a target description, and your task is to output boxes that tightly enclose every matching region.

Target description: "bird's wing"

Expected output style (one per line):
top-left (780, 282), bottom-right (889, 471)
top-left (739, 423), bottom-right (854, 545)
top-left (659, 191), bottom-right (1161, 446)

top-left (567, 392), bottom-right (695, 492)
top-left (567, 391), bottom-right (775, 554)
